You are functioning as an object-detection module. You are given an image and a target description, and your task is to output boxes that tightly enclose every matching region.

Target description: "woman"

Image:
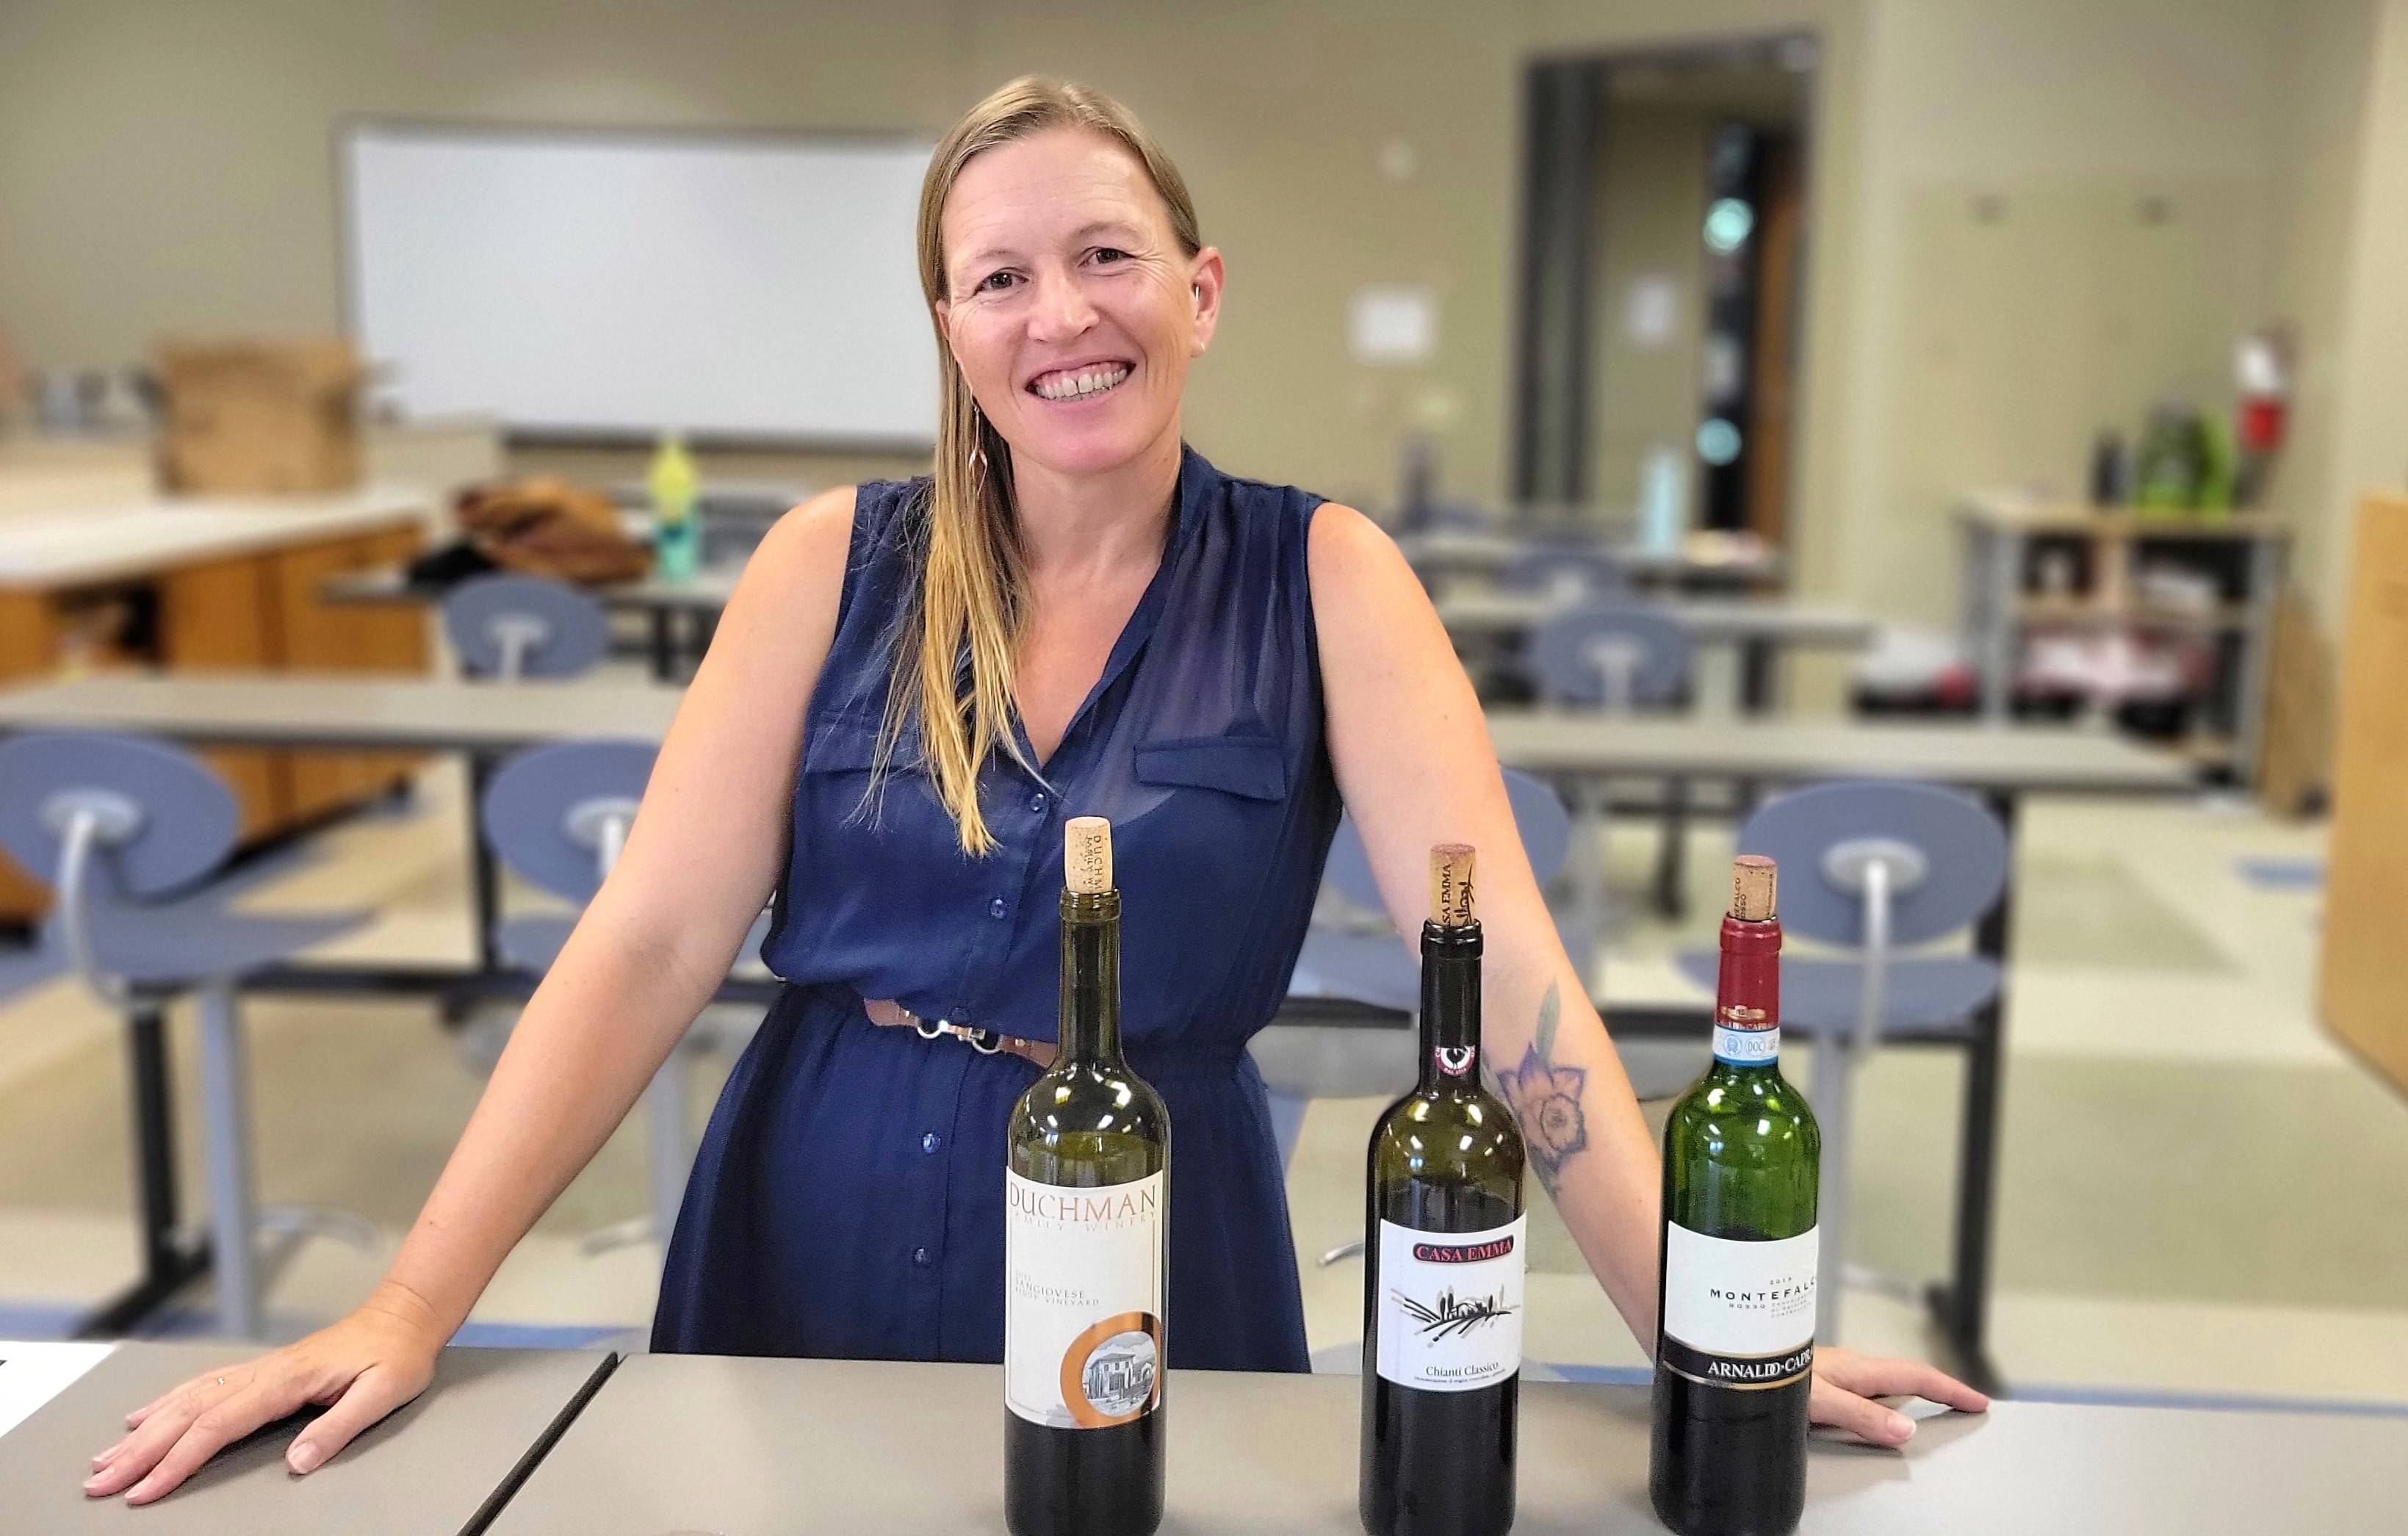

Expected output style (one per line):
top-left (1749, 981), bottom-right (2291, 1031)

top-left (85, 77), bottom-right (1981, 1505)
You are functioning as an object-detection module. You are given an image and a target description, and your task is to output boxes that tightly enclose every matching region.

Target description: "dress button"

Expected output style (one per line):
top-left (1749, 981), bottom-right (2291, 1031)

top-left (1029, 793), bottom-right (1048, 814)
top-left (922, 1131), bottom-right (942, 1155)
top-left (912, 1246), bottom-right (933, 1267)
top-left (989, 897), bottom-right (1009, 919)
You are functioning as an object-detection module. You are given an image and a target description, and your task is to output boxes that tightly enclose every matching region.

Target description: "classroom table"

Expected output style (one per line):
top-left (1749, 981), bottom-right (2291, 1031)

top-left (491, 1353), bottom-right (2399, 1534)
top-left (1437, 590), bottom-right (1876, 710)
top-left (0, 675), bottom-right (2194, 1383)
top-left (0, 1340), bottom-right (612, 1535)
top-left (1396, 527), bottom-right (1784, 591)
top-left (10, 1345), bottom-right (2401, 1533)
top-left (322, 564), bottom-right (742, 680)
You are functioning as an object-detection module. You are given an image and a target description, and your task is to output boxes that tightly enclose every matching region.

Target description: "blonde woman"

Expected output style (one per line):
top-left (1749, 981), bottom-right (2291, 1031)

top-left (86, 77), bottom-right (1981, 1504)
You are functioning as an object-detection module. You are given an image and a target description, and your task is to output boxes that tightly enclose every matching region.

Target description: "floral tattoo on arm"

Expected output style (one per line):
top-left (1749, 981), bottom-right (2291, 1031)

top-left (1495, 981), bottom-right (1588, 1194)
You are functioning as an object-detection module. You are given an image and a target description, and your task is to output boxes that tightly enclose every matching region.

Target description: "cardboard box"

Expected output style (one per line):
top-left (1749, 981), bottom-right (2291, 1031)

top-left (155, 338), bottom-right (364, 494)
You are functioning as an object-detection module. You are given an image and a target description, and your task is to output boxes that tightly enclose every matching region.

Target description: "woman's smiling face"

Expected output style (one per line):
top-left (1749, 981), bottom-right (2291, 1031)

top-left (936, 126), bottom-right (1221, 480)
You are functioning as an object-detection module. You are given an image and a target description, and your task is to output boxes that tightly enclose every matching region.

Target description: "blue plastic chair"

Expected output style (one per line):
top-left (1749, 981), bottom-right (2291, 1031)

top-left (1676, 780), bottom-right (2008, 1338)
top-left (443, 573), bottom-right (612, 680)
top-left (479, 740), bottom-right (765, 1259)
top-left (1527, 599), bottom-right (1700, 926)
top-left (0, 732), bottom-right (375, 1337)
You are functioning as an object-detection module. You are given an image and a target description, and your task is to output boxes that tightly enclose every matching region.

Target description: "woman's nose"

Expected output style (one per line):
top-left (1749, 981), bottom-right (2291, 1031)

top-left (1026, 267), bottom-right (1099, 342)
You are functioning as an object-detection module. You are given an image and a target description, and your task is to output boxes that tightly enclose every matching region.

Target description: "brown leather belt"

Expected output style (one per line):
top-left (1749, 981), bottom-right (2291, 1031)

top-left (862, 997), bottom-right (1057, 1069)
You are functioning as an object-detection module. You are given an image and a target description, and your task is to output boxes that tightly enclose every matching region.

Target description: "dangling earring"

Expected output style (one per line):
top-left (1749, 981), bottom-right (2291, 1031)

top-left (968, 408), bottom-right (989, 490)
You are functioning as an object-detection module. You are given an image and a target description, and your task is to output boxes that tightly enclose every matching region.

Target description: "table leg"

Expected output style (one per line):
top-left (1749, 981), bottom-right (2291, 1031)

top-left (1740, 637), bottom-right (1776, 713)
top-left (649, 609), bottom-right (676, 682)
top-left (1652, 776), bottom-right (1690, 920)
top-left (72, 1000), bottom-right (212, 1338)
top-left (466, 752), bottom-right (500, 973)
top-left (1930, 790), bottom-right (2014, 1394)
top-left (687, 609), bottom-right (717, 679)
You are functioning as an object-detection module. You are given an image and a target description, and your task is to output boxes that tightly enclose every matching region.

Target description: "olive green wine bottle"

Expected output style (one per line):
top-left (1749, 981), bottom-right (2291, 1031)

top-left (1360, 844), bottom-right (1526, 1536)
top-left (1005, 817), bottom-right (1170, 1536)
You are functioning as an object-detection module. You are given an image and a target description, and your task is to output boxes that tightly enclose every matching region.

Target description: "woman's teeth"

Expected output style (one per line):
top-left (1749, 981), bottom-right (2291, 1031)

top-left (1031, 364), bottom-right (1131, 401)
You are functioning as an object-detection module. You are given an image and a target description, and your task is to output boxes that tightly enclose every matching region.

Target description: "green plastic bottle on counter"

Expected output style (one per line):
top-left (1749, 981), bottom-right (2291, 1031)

top-left (649, 432), bottom-right (701, 581)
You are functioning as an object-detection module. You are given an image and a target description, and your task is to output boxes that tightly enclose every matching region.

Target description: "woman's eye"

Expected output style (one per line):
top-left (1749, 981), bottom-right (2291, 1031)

top-left (976, 270), bottom-right (1017, 293)
top-left (1091, 248), bottom-right (1128, 265)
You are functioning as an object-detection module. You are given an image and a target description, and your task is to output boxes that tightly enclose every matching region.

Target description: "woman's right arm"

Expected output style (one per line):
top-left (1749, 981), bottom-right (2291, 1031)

top-left (84, 487), bottom-right (862, 1506)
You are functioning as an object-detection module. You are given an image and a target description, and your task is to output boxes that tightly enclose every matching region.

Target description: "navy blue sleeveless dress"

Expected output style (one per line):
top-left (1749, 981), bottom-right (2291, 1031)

top-left (652, 447), bottom-right (1342, 1372)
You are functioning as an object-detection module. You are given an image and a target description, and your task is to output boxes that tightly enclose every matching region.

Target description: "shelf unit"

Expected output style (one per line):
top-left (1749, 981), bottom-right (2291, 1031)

top-left (1958, 494), bottom-right (2292, 782)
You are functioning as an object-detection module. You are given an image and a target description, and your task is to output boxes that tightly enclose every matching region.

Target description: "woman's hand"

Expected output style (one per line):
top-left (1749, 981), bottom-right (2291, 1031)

top-left (81, 1282), bottom-right (444, 1505)
top-left (1808, 1344), bottom-right (1989, 1446)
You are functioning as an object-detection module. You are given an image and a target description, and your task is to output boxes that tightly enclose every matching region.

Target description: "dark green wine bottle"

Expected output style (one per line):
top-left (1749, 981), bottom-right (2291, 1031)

top-left (1006, 817), bottom-right (1169, 1536)
top-left (1360, 844), bottom-right (1526, 1536)
top-left (1650, 854), bottom-right (1820, 1536)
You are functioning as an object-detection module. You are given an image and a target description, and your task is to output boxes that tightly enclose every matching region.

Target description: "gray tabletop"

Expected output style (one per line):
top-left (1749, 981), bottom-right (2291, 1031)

top-left (0, 1341), bottom-right (610, 1535)
top-left (0, 673), bottom-right (685, 754)
top-left (1436, 590), bottom-right (1875, 646)
top-left (0, 677), bottom-right (2194, 798)
top-left (1484, 710), bottom-right (2194, 795)
top-left (491, 1353), bottom-right (2403, 1535)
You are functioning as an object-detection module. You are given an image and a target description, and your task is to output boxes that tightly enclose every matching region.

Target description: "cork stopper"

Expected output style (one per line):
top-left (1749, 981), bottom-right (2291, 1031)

top-left (1429, 843), bottom-right (1477, 929)
top-left (1064, 817), bottom-right (1114, 893)
top-left (1730, 855), bottom-right (1777, 921)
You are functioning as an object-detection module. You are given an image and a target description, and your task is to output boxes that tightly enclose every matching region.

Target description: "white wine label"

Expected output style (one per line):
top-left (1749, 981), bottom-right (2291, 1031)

top-left (1004, 1167), bottom-right (1165, 1429)
top-left (1659, 1223), bottom-right (1817, 1389)
top-left (1712, 1025), bottom-right (1779, 1064)
top-left (1374, 1214), bottom-right (1525, 1393)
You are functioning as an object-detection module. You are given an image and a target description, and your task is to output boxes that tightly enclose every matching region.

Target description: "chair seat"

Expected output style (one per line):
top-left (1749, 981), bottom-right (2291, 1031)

top-left (1673, 951), bottom-right (2002, 1037)
top-left (496, 908), bottom-right (773, 978)
top-left (0, 942), bottom-right (63, 1000)
top-left (1286, 929), bottom-right (1418, 1013)
top-left (66, 904), bottom-right (371, 987)
top-left (1249, 1021), bottom-right (1415, 1100)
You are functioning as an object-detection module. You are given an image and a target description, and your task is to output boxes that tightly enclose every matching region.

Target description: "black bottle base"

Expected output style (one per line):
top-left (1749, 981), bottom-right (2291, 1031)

top-left (1648, 1369), bottom-right (1807, 1536)
top-left (1004, 1406), bottom-right (1165, 1536)
top-left (1359, 1374), bottom-right (1517, 1536)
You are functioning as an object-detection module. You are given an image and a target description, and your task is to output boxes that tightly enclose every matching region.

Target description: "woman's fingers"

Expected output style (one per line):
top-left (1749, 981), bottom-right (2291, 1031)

top-left (118, 1374), bottom-right (309, 1507)
top-left (286, 1363), bottom-right (421, 1474)
top-left (87, 1377), bottom-right (226, 1496)
top-left (1809, 1377), bottom-right (1914, 1446)
top-left (1817, 1345), bottom-right (1991, 1413)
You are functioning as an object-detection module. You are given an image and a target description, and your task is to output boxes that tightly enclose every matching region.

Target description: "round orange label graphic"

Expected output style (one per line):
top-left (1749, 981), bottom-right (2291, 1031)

top-left (1059, 1310), bottom-right (1162, 1427)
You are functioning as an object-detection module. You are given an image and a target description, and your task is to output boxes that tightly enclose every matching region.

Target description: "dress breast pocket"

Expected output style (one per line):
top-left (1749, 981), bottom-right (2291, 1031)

top-left (1130, 735), bottom-right (1288, 803)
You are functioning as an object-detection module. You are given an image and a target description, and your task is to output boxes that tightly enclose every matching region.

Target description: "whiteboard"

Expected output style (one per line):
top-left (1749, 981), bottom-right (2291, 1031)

top-left (342, 122), bottom-right (940, 446)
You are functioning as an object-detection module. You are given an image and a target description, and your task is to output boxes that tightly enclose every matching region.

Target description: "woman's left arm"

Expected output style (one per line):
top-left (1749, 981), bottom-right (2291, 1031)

top-left (1308, 504), bottom-right (1986, 1444)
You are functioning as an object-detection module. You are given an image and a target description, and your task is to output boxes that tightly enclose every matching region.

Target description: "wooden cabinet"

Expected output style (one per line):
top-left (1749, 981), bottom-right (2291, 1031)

top-left (275, 526), bottom-right (431, 821)
top-left (0, 517), bottom-right (430, 923)
top-left (2321, 490), bottom-right (2408, 1097)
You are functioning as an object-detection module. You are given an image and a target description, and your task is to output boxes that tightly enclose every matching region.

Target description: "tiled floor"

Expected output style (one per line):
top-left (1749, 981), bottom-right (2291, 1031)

top-left (1, 759), bottom-right (2400, 1407)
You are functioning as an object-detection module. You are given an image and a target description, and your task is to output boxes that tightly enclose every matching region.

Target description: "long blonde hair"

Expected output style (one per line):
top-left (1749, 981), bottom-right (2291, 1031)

top-left (881, 76), bottom-right (1203, 855)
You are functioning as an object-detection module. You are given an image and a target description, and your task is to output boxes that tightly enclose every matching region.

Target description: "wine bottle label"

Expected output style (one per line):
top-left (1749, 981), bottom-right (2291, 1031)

top-left (1711, 1024), bottom-right (1779, 1064)
top-left (1659, 1223), bottom-right (1818, 1389)
top-left (1374, 1214), bottom-right (1525, 1393)
top-left (1003, 1167), bottom-right (1166, 1429)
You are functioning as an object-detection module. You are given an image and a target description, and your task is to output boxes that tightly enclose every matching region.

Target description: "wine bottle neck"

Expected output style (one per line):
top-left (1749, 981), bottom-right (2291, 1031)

top-left (1418, 920), bottom-right (1482, 1089)
top-left (1058, 890), bottom-right (1122, 1063)
top-left (1712, 911), bottom-right (1782, 1070)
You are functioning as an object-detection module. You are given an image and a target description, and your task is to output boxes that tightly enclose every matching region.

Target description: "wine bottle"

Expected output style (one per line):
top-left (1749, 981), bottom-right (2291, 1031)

top-left (1360, 845), bottom-right (1526, 1536)
top-left (1005, 817), bottom-right (1170, 1536)
top-left (1649, 855), bottom-right (1821, 1536)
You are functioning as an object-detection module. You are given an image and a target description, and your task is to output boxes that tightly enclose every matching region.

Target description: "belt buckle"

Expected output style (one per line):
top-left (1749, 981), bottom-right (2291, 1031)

top-left (910, 1012), bottom-right (1004, 1055)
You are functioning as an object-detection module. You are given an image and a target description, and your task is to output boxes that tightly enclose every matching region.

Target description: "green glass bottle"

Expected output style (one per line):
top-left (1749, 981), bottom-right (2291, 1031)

top-left (1360, 844), bottom-right (1526, 1536)
top-left (1005, 817), bottom-right (1169, 1536)
top-left (1650, 855), bottom-right (1820, 1536)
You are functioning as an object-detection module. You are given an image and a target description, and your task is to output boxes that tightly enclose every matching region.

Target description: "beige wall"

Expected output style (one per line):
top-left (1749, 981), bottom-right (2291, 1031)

top-left (0, 0), bottom-right (2395, 646)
